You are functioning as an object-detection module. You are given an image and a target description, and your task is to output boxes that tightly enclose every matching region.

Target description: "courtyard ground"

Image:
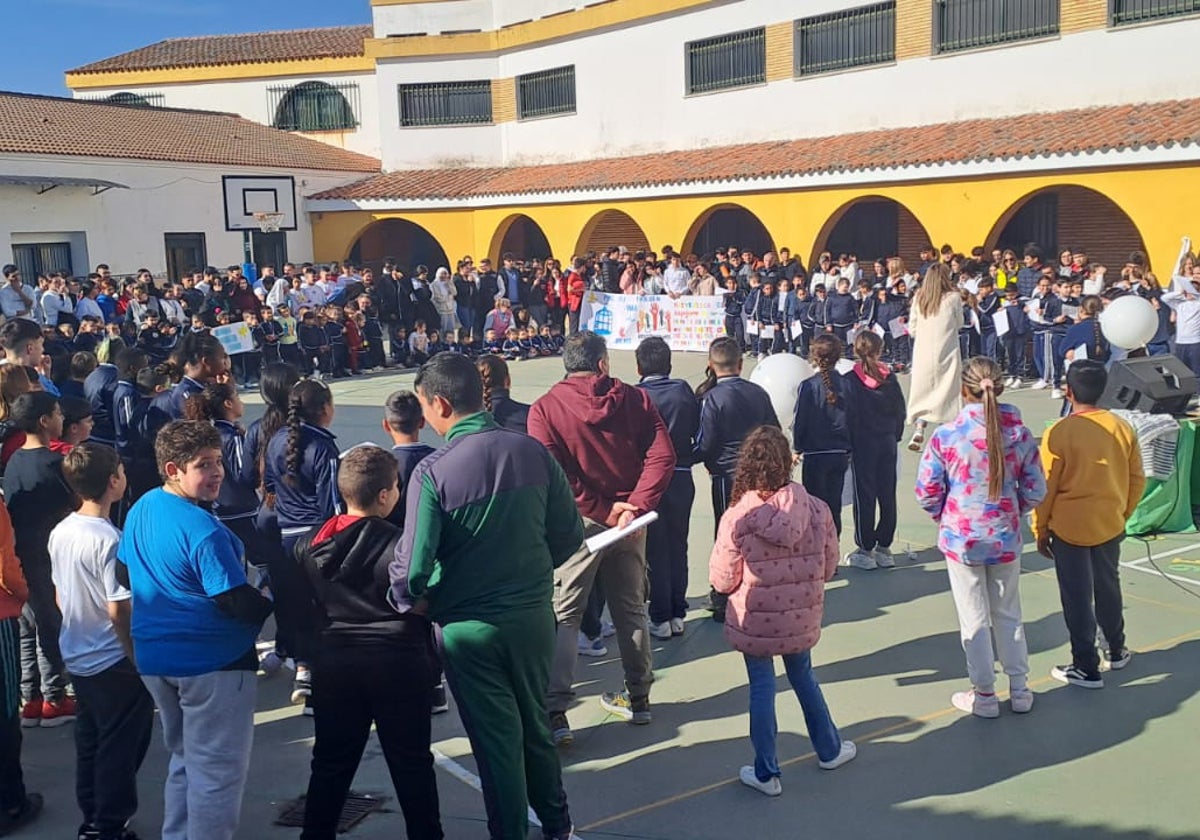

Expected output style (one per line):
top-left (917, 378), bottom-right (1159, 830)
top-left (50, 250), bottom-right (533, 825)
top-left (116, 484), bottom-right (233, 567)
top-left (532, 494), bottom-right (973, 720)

top-left (19, 350), bottom-right (1200, 839)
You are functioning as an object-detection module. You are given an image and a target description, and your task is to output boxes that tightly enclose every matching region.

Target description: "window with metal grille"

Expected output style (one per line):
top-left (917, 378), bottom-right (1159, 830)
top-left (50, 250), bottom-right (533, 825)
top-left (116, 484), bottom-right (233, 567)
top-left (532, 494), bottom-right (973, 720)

top-left (399, 81), bottom-right (493, 127)
top-left (686, 27), bottom-right (766, 95)
top-left (79, 92), bottom-right (165, 108)
top-left (1111, 0), bottom-right (1200, 25)
top-left (269, 81), bottom-right (359, 132)
top-left (935, 0), bottom-right (1059, 53)
top-left (796, 2), bottom-right (896, 76)
top-left (517, 66), bottom-right (576, 120)
top-left (11, 243), bottom-right (72, 281)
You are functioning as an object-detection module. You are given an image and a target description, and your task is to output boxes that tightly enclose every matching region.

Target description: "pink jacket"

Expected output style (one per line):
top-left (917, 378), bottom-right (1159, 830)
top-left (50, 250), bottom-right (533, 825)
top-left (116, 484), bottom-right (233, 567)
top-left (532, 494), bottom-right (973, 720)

top-left (708, 483), bottom-right (839, 658)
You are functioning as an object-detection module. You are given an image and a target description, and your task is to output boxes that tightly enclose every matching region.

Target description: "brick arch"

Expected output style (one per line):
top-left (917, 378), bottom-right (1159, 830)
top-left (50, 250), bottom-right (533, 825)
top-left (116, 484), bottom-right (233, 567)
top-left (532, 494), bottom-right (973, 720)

top-left (681, 203), bottom-right (774, 259)
top-left (488, 214), bottom-right (553, 263)
top-left (574, 209), bottom-right (650, 257)
top-left (810, 195), bottom-right (933, 272)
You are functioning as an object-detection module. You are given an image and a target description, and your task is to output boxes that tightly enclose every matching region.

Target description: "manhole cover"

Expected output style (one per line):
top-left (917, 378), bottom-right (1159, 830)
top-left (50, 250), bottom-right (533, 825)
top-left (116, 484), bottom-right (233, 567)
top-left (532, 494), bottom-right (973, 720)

top-left (275, 793), bottom-right (388, 832)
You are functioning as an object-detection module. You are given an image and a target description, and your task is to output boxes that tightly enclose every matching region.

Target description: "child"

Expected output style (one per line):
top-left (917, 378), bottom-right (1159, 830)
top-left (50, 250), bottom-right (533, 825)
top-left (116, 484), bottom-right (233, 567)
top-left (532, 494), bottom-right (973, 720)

top-left (323, 305), bottom-right (348, 378)
top-left (341, 305), bottom-right (364, 374)
top-left (83, 348), bottom-right (121, 448)
top-left (276, 305), bottom-right (302, 369)
top-left (844, 332), bottom-right (906, 569)
top-left (50, 395), bottom-right (93, 454)
top-left (482, 328), bottom-right (502, 356)
top-left (298, 311), bottom-right (329, 378)
top-left (1033, 360), bottom-right (1144, 689)
top-left (426, 329), bottom-right (445, 358)
top-left (1061, 295), bottom-right (1110, 368)
top-left (535, 325), bottom-right (555, 357)
top-left (357, 298), bottom-right (385, 371)
top-left (517, 328), bottom-right (536, 360)
top-left (50, 443), bottom-right (153, 840)
top-left (118, 420), bottom-right (271, 840)
top-left (258, 307), bottom-right (283, 366)
top-left (382, 391), bottom-right (436, 531)
top-left (975, 277), bottom-right (1000, 362)
top-left (916, 357), bottom-right (1046, 717)
top-left (60, 351), bottom-right (97, 400)
top-left (188, 314), bottom-right (209, 335)
top-left (501, 328), bottom-right (521, 362)
top-left (792, 335), bottom-right (852, 544)
top-left (294, 446), bottom-right (443, 839)
top-left (708, 426), bottom-right (853, 798)
top-left (824, 278), bottom-right (858, 343)
top-left (237, 311), bottom-right (263, 388)
top-left (408, 320), bottom-right (430, 366)
top-left (391, 325), bottom-right (410, 368)
top-left (4, 393), bottom-right (77, 727)
top-left (1001, 286), bottom-right (1030, 387)
top-left (1160, 264), bottom-right (1200, 385)
top-left (722, 276), bottom-right (746, 350)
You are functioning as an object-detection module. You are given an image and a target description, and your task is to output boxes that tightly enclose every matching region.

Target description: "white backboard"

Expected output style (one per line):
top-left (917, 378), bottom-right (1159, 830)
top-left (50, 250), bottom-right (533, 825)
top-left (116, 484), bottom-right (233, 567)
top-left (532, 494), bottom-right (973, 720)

top-left (221, 175), bottom-right (298, 231)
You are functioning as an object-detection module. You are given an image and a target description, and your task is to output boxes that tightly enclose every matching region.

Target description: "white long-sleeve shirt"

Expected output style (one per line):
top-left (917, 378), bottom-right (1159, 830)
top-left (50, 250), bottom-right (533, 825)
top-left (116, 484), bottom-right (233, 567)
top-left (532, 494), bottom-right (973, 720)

top-left (1162, 287), bottom-right (1200, 345)
top-left (0, 283), bottom-right (38, 320)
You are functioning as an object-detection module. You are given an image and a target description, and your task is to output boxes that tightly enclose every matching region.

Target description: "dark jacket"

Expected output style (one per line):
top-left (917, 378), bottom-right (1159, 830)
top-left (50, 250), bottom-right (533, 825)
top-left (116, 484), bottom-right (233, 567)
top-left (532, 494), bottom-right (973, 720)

top-left (825, 293), bottom-right (859, 329)
top-left (144, 375), bottom-right (204, 442)
top-left (844, 364), bottom-right (906, 448)
top-left (695, 376), bottom-right (779, 477)
top-left (388, 443), bottom-right (436, 529)
top-left (528, 374), bottom-right (676, 523)
top-left (638, 376), bottom-right (700, 469)
top-left (487, 389), bottom-right (530, 433)
top-left (264, 424), bottom-right (341, 531)
top-left (793, 370), bottom-right (850, 454)
top-left (83, 362), bottom-right (120, 445)
top-left (214, 420), bottom-right (260, 520)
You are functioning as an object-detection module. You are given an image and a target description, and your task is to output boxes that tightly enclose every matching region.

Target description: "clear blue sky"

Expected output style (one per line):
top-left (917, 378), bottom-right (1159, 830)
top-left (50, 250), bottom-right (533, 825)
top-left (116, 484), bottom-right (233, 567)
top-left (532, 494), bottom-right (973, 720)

top-left (5, 0), bottom-right (371, 96)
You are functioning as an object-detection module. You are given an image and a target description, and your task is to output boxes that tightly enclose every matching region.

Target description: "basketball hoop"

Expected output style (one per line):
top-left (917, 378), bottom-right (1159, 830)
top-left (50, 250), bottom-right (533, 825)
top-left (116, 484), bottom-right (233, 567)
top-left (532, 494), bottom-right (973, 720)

top-left (253, 211), bottom-right (285, 233)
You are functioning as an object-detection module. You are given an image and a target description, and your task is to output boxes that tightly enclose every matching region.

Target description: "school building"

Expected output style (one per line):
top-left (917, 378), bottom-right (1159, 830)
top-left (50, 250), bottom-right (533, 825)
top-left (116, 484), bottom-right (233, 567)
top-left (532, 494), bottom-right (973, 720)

top-left (57, 0), bottom-right (1200, 276)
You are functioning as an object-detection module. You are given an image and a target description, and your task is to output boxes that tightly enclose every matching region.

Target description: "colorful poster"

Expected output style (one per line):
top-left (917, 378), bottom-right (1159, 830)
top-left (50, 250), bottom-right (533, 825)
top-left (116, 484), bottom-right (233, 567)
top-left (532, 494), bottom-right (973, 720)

top-left (581, 294), bottom-right (726, 352)
top-left (211, 322), bottom-right (256, 355)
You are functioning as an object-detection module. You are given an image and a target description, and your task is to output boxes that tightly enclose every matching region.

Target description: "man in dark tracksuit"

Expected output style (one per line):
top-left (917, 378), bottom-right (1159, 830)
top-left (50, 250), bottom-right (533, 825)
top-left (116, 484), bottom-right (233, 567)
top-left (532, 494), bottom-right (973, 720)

top-left (636, 338), bottom-right (699, 638)
top-left (390, 354), bottom-right (583, 840)
top-left (693, 337), bottom-right (779, 621)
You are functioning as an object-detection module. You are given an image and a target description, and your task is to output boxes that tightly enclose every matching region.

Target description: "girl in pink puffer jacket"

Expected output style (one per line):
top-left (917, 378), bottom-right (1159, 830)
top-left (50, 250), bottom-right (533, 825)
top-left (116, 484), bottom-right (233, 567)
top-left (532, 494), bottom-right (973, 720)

top-left (709, 426), bottom-right (856, 798)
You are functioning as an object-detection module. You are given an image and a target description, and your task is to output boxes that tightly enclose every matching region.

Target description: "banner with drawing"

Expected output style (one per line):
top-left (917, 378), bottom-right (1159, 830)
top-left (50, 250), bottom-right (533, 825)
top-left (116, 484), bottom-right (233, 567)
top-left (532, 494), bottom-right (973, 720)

top-left (580, 292), bottom-right (726, 352)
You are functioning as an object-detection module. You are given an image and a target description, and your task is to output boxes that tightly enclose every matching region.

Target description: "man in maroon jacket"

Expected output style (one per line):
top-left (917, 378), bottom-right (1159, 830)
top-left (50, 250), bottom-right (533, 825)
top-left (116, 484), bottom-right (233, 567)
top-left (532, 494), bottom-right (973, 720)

top-left (528, 331), bottom-right (675, 746)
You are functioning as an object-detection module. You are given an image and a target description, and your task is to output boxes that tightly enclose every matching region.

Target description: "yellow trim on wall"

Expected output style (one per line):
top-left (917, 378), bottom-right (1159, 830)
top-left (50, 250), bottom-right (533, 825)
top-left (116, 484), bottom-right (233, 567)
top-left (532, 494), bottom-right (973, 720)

top-left (492, 77), bottom-right (517, 124)
top-left (764, 21), bottom-right (794, 83)
top-left (65, 54), bottom-right (375, 90)
top-left (1061, 0), bottom-right (1109, 33)
top-left (895, 0), bottom-right (933, 60)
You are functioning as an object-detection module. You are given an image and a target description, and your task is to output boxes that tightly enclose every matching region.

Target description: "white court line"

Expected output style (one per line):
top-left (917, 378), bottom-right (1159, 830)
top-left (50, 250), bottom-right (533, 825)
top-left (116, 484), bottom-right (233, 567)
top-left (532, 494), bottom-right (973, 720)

top-left (1120, 539), bottom-right (1200, 589)
top-left (432, 748), bottom-right (586, 838)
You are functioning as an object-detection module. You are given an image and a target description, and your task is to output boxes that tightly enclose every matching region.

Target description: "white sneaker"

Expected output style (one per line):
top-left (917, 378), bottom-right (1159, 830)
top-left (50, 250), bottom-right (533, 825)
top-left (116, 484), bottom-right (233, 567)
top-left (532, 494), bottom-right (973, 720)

top-left (951, 689), bottom-right (1000, 718)
top-left (872, 546), bottom-right (896, 568)
top-left (648, 620), bottom-right (673, 640)
top-left (670, 617), bottom-right (685, 636)
top-left (576, 632), bottom-right (607, 657)
top-left (257, 650), bottom-right (283, 677)
top-left (600, 620), bottom-right (616, 638)
top-left (1007, 377), bottom-right (1020, 389)
top-left (738, 765), bottom-right (782, 796)
top-left (1050, 388), bottom-right (1063, 399)
top-left (818, 740), bottom-right (857, 770)
top-left (1010, 688), bottom-right (1034, 714)
top-left (844, 550), bottom-right (877, 570)
top-left (1031, 379), bottom-right (1048, 390)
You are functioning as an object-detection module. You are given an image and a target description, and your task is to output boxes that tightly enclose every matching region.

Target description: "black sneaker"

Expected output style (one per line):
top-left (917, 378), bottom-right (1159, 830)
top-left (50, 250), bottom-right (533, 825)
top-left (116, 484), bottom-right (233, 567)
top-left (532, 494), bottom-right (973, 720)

top-left (431, 682), bottom-right (449, 715)
top-left (549, 712), bottom-right (573, 747)
top-left (0, 792), bottom-right (43, 835)
top-left (1051, 664), bottom-right (1103, 689)
top-left (1107, 649), bottom-right (1133, 671)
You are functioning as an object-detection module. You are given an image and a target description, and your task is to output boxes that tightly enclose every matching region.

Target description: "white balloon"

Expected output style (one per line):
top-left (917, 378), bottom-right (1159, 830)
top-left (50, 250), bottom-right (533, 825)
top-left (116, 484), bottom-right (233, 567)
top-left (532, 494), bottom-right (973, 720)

top-left (748, 354), bottom-right (814, 438)
top-left (1100, 294), bottom-right (1158, 349)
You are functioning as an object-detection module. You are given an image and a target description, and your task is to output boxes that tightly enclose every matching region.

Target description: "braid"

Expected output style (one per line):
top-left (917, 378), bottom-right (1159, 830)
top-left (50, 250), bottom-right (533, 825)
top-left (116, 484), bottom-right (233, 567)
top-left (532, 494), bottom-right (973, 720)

top-left (284, 391), bottom-right (304, 487)
top-left (475, 355), bottom-right (508, 413)
top-left (1093, 319), bottom-right (1103, 359)
top-left (809, 334), bottom-right (843, 406)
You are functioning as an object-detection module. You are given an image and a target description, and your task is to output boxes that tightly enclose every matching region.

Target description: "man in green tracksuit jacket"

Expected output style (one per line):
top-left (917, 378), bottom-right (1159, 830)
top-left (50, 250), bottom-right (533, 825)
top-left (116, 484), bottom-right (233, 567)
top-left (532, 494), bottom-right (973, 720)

top-left (390, 353), bottom-right (584, 840)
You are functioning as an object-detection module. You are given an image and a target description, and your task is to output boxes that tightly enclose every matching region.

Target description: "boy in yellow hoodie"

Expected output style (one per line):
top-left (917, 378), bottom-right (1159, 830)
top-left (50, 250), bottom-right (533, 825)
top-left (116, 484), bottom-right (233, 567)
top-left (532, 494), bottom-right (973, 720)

top-left (1033, 360), bottom-right (1145, 689)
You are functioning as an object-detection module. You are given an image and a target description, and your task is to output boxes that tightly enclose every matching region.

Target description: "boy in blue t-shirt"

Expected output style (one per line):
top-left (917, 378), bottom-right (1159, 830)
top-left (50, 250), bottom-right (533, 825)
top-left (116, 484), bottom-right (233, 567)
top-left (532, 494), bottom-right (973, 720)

top-left (117, 421), bottom-right (271, 840)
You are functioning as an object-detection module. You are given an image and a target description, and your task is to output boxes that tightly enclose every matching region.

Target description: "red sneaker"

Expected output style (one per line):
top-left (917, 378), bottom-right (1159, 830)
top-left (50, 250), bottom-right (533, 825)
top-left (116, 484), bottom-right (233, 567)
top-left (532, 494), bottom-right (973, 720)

top-left (19, 698), bottom-right (41, 728)
top-left (40, 696), bottom-right (77, 727)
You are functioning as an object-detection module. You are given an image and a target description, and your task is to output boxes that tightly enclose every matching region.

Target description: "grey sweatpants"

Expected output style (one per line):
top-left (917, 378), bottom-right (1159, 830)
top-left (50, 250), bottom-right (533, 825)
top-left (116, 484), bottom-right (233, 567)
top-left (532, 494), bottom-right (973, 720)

top-left (142, 670), bottom-right (257, 840)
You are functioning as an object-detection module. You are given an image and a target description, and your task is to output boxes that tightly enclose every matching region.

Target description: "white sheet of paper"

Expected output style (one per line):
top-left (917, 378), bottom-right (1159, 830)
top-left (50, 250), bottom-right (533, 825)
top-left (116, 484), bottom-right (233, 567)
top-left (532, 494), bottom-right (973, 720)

top-left (790, 322), bottom-right (804, 339)
top-left (993, 307), bottom-right (1010, 338)
top-left (871, 323), bottom-right (886, 338)
top-left (760, 325), bottom-right (776, 340)
top-left (585, 512), bottom-right (659, 554)
top-left (1066, 342), bottom-right (1088, 369)
top-left (970, 309), bottom-right (981, 334)
top-left (1062, 304), bottom-right (1080, 322)
top-left (888, 316), bottom-right (907, 339)
top-left (746, 321), bottom-right (759, 337)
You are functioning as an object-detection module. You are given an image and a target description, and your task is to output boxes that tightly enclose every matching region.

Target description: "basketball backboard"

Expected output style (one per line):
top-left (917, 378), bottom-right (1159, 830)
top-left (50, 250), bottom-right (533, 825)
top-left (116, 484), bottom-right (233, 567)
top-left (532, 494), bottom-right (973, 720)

top-left (222, 175), bottom-right (298, 231)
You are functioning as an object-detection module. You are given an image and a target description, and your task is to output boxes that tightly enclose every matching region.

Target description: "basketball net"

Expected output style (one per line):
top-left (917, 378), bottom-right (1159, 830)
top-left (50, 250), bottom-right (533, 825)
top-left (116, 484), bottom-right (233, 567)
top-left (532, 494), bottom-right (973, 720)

top-left (253, 211), bottom-right (285, 233)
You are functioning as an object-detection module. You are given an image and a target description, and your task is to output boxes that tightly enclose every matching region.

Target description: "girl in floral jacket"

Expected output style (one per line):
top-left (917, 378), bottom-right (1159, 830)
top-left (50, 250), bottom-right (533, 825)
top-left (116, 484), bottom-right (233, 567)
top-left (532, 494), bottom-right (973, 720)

top-left (915, 357), bottom-right (1046, 719)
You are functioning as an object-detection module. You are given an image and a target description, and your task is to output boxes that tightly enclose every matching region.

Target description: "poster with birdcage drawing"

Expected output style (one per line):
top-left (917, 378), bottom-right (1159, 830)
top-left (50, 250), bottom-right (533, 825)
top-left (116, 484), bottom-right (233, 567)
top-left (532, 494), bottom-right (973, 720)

top-left (581, 293), bottom-right (725, 352)
top-left (581, 291), bottom-right (641, 348)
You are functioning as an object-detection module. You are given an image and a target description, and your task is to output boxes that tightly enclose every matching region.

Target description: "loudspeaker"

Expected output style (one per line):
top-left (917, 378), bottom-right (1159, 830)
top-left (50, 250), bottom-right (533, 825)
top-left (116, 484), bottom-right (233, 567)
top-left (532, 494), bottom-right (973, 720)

top-left (1098, 355), bottom-right (1197, 415)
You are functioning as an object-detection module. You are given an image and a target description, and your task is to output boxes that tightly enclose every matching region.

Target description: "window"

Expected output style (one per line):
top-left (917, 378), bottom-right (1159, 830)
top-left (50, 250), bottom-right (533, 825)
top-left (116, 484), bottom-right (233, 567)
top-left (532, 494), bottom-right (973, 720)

top-left (79, 91), bottom-right (165, 107)
top-left (1111, 0), bottom-right (1200, 25)
top-left (164, 233), bottom-right (207, 285)
top-left (517, 66), bottom-right (576, 120)
top-left (935, 0), bottom-right (1059, 53)
top-left (11, 243), bottom-right (71, 280)
top-left (270, 81), bottom-right (359, 132)
top-left (399, 81), bottom-right (493, 127)
top-left (796, 2), bottom-right (896, 76)
top-left (685, 27), bottom-right (766, 95)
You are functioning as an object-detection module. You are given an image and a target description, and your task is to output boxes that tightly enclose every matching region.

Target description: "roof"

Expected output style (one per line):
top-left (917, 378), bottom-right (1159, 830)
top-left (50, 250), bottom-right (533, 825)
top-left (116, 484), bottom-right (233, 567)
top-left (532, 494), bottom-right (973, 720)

top-left (68, 25), bottom-right (372, 74)
top-left (312, 98), bottom-right (1200, 201)
top-left (0, 92), bottom-right (380, 173)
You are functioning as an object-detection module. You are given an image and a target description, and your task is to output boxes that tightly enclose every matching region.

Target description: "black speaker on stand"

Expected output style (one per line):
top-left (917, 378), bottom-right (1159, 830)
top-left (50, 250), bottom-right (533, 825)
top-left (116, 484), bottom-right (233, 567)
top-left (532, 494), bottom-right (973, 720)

top-left (1098, 355), bottom-right (1197, 415)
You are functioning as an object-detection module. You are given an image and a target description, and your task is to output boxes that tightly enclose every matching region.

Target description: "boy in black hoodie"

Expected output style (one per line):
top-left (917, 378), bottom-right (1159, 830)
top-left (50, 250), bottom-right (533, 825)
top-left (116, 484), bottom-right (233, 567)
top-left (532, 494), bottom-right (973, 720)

top-left (295, 445), bottom-right (443, 840)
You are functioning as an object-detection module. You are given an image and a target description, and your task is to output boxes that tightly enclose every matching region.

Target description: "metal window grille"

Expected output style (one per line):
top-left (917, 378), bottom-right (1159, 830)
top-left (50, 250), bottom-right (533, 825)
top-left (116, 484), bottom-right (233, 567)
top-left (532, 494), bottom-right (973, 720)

top-left (796, 2), bottom-right (896, 76)
top-left (1110, 0), bottom-right (1200, 25)
top-left (399, 80), bottom-right (493, 127)
top-left (517, 65), bottom-right (576, 120)
top-left (12, 243), bottom-right (72, 280)
top-left (269, 82), bottom-right (360, 131)
top-left (935, 0), bottom-right (1059, 53)
top-left (79, 92), bottom-right (165, 108)
top-left (686, 27), bottom-right (766, 95)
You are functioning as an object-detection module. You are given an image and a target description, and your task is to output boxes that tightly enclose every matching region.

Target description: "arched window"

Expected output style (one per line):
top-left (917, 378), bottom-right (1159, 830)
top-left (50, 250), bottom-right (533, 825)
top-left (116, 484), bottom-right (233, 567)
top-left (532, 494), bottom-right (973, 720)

top-left (105, 91), bottom-right (162, 108)
top-left (271, 81), bottom-right (358, 132)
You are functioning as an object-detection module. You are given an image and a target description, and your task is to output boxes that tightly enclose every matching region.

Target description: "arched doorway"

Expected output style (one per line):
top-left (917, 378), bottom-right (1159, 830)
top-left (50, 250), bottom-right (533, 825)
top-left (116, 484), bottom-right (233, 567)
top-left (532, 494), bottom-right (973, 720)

top-left (987, 185), bottom-right (1148, 271)
top-left (491, 214), bottom-right (552, 262)
top-left (812, 197), bottom-right (932, 269)
top-left (683, 204), bottom-right (774, 258)
top-left (574, 209), bottom-right (650, 257)
top-left (348, 219), bottom-right (449, 275)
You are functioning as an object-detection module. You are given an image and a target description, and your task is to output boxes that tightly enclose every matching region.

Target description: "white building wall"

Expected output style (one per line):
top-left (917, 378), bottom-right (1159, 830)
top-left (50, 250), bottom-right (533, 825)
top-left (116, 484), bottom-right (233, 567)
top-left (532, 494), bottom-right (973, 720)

top-left (372, 0), bottom-right (584, 35)
top-left (0, 154), bottom-right (364, 276)
top-left (74, 73), bottom-right (382, 160)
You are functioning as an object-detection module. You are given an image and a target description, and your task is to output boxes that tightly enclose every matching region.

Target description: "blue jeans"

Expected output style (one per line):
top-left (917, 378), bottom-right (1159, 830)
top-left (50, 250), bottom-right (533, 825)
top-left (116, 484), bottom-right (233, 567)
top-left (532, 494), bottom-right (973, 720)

top-left (744, 651), bottom-right (841, 781)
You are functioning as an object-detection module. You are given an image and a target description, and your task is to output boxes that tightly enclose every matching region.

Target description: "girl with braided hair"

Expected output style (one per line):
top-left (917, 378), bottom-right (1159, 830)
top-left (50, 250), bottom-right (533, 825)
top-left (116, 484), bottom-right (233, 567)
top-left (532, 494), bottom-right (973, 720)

top-left (475, 354), bottom-right (530, 433)
top-left (792, 335), bottom-right (851, 545)
top-left (915, 357), bottom-right (1046, 719)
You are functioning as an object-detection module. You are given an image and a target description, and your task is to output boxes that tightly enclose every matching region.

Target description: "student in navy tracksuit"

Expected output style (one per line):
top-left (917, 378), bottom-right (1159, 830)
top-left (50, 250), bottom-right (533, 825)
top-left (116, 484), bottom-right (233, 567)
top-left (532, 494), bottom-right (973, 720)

top-left (742, 280), bottom-right (762, 354)
top-left (636, 338), bottom-right (700, 639)
top-left (722, 276), bottom-right (746, 350)
top-left (844, 332), bottom-right (907, 571)
top-left (142, 332), bottom-right (230, 443)
top-left (82, 356), bottom-right (120, 446)
top-left (694, 337), bottom-right (779, 620)
top-left (792, 285), bottom-right (814, 360)
top-left (824, 278), bottom-right (858, 344)
top-left (868, 285), bottom-right (905, 366)
top-left (1001, 286), bottom-right (1031, 382)
top-left (793, 335), bottom-right (850, 540)
top-left (751, 281), bottom-right (781, 357)
top-left (975, 277), bottom-right (1001, 362)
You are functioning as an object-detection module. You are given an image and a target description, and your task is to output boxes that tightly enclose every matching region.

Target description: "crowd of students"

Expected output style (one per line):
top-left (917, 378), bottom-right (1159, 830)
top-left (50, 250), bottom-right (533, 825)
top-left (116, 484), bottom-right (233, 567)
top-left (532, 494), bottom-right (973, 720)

top-left (0, 234), bottom-right (1161, 839)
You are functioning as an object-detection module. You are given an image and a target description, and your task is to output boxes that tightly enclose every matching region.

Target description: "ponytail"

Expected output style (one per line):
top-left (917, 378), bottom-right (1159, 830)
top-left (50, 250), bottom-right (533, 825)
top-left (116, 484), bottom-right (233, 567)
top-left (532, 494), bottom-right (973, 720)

top-left (962, 357), bottom-right (1007, 501)
top-left (695, 366), bottom-right (718, 399)
top-left (697, 337), bottom-right (741, 398)
top-left (184, 381), bottom-right (236, 423)
top-left (853, 330), bottom-right (885, 384)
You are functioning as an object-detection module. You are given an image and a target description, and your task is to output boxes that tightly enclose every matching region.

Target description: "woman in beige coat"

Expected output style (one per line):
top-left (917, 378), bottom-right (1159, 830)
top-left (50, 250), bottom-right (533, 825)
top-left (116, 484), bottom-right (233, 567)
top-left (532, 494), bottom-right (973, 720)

top-left (906, 263), bottom-right (963, 450)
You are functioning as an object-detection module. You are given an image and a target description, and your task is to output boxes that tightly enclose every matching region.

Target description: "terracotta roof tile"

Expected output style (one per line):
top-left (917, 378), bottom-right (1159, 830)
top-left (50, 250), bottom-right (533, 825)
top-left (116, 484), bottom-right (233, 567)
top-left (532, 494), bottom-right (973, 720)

top-left (69, 25), bottom-right (371, 74)
top-left (312, 98), bottom-right (1200, 202)
top-left (0, 92), bottom-right (380, 173)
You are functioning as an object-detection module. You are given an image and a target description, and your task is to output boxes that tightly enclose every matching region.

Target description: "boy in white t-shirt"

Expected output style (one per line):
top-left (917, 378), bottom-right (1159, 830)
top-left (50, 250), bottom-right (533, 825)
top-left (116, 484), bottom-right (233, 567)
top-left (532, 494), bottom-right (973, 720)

top-left (49, 443), bottom-right (153, 840)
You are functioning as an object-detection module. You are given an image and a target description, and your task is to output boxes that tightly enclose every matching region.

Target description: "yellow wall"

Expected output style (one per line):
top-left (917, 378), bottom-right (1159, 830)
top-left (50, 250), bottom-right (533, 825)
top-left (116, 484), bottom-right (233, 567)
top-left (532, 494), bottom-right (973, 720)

top-left (313, 164), bottom-right (1197, 275)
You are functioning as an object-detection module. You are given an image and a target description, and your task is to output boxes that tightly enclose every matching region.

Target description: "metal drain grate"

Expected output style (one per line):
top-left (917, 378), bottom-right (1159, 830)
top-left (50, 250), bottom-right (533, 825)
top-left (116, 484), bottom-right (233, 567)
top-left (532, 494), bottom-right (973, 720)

top-left (275, 793), bottom-right (388, 832)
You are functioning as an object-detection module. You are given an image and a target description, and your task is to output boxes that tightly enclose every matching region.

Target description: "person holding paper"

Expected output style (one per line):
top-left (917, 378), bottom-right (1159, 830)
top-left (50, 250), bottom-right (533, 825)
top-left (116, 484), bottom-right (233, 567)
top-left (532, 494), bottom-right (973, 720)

top-left (390, 354), bottom-right (584, 840)
top-left (1000, 286), bottom-right (1031, 388)
top-left (528, 332), bottom-right (675, 745)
